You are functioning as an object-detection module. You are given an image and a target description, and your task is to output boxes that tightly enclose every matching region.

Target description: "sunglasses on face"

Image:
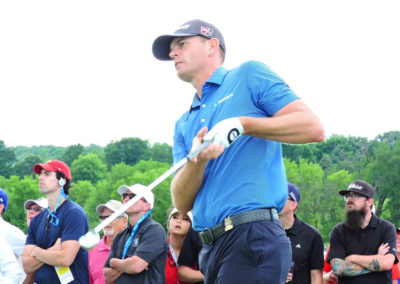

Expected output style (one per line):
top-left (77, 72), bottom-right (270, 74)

top-left (343, 192), bottom-right (367, 202)
top-left (26, 207), bottom-right (44, 213)
top-left (122, 193), bottom-right (136, 200)
top-left (98, 215), bottom-right (125, 221)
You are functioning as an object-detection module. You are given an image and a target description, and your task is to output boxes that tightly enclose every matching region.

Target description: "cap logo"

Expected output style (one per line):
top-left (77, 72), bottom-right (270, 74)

top-left (289, 192), bottom-right (297, 202)
top-left (348, 183), bottom-right (363, 190)
top-left (0, 197), bottom-right (3, 202)
top-left (201, 26), bottom-right (213, 37)
top-left (176, 24), bottom-right (190, 31)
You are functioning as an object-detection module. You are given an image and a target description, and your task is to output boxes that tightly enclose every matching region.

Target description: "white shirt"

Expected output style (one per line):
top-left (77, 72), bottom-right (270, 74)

top-left (0, 217), bottom-right (27, 283)
top-left (0, 234), bottom-right (23, 284)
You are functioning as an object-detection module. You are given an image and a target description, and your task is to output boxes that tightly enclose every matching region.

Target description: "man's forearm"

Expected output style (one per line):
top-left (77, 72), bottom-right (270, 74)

top-left (110, 256), bottom-right (148, 274)
top-left (22, 245), bottom-right (44, 274)
top-left (310, 269), bottom-right (323, 284)
top-left (346, 254), bottom-right (395, 272)
top-left (30, 239), bottom-right (80, 268)
top-left (178, 265), bottom-right (204, 282)
top-left (22, 272), bottom-right (35, 284)
top-left (331, 258), bottom-right (372, 277)
top-left (171, 159), bottom-right (207, 213)
top-left (103, 267), bottom-right (122, 284)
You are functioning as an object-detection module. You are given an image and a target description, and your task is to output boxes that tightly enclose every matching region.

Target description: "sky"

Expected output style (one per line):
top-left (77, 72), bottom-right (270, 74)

top-left (1, 0), bottom-right (399, 147)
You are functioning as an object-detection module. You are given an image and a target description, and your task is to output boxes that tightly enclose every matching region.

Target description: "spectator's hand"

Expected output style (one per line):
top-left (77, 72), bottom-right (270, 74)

top-left (48, 238), bottom-right (62, 251)
top-left (203, 117), bottom-right (243, 148)
top-left (323, 270), bottom-right (338, 282)
top-left (378, 243), bottom-right (389, 255)
top-left (286, 272), bottom-right (293, 283)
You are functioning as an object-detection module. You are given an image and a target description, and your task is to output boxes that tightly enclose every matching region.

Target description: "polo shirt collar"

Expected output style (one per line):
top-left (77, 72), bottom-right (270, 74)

top-left (97, 236), bottom-right (109, 252)
top-left (189, 67), bottom-right (229, 111)
top-left (286, 215), bottom-right (302, 235)
top-left (364, 213), bottom-right (378, 229)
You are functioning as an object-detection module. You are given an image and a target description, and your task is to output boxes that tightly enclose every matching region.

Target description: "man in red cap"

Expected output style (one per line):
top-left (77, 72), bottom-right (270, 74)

top-left (22, 160), bottom-right (89, 284)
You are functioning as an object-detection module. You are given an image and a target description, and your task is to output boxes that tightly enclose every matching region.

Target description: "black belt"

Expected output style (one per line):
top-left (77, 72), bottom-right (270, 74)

top-left (199, 208), bottom-right (278, 245)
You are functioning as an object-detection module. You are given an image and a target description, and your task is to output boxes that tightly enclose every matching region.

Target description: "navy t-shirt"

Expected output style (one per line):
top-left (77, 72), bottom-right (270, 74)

top-left (26, 200), bottom-right (89, 283)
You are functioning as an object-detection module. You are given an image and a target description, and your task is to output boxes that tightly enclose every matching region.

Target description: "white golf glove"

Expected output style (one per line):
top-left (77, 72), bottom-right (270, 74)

top-left (203, 117), bottom-right (244, 148)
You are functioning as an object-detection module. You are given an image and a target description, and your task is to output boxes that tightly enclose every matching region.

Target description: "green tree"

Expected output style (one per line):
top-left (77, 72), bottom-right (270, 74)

top-left (363, 139), bottom-right (400, 224)
top-left (151, 143), bottom-right (172, 164)
top-left (0, 140), bottom-right (16, 178)
top-left (71, 153), bottom-right (107, 184)
top-left (12, 154), bottom-right (42, 178)
top-left (0, 175), bottom-right (39, 233)
top-left (293, 159), bottom-right (325, 230)
top-left (319, 170), bottom-right (353, 242)
top-left (61, 144), bottom-right (85, 166)
top-left (104, 138), bottom-right (151, 169)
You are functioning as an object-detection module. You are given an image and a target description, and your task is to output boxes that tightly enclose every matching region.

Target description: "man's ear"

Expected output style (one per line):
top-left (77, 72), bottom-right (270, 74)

top-left (208, 38), bottom-right (220, 54)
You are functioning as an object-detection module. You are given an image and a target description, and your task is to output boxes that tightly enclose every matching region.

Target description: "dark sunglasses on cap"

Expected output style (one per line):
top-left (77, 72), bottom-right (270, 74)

top-left (98, 215), bottom-right (125, 221)
top-left (122, 193), bottom-right (136, 200)
top-left (26, 207), bottom-right (44, 213)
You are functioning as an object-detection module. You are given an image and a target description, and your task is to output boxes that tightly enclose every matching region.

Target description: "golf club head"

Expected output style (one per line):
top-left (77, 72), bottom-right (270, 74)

top-left (79, 229), bottom-right (100, 250)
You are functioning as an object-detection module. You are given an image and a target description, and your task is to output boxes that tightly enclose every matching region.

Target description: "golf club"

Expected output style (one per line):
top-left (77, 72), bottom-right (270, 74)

top-left (79, 140), bottom-right (212, 250)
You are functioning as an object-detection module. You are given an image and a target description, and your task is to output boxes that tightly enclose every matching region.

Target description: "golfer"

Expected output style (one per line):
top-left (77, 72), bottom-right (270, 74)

top-left (152, 19), bottom-right (324, 283)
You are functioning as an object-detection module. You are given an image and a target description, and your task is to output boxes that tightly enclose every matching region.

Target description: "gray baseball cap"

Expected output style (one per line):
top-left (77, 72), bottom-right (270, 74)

top-left (152, 19), bottom-right (226, 61)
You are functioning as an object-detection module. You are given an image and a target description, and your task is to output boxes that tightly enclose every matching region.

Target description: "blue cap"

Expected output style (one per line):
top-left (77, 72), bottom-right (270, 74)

top-left (0, 188), bottom-right (8, 212)
top-left (288, 183), bottom-right (301, 204)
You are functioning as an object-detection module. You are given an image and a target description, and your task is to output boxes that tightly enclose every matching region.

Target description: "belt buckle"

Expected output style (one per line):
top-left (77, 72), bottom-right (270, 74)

top-left (224, 216), bottom-right (233, 232)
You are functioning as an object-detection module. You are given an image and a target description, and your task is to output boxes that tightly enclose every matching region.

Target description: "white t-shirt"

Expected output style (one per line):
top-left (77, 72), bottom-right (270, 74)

top-left (0, 234), bottom-right (23, 283)
top-left (0, 217), bottom-right (27, 283)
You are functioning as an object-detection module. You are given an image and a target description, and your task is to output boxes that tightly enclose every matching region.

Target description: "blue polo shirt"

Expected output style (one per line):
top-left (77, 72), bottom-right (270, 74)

top-left (26, 199), bottom-right (89, 283)
top-left (173, 60), bottom-right (299, 231)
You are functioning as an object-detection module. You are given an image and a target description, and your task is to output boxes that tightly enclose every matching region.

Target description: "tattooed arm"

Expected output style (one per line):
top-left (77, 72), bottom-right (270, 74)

top-left (331, 258), bottom-right (372, 277)
top-left (345, 253), bottom-right (395, 272)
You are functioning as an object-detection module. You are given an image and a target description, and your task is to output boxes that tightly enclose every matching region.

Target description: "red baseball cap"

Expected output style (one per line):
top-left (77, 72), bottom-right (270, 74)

top-left (33, 160), bottom-right (72, 180)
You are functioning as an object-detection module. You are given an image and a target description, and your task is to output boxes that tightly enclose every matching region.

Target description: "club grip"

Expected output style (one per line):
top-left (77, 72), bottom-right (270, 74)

top-left (186, 140), bottom-right (212, 161)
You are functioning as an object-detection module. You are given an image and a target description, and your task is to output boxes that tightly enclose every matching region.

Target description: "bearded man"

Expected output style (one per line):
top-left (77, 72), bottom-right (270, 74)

top-left (327, 180), bottom-right (398, 284)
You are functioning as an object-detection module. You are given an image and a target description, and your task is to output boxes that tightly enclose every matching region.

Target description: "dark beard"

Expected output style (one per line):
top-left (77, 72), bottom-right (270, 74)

top-left (344, 207), bottom-right (367, 230)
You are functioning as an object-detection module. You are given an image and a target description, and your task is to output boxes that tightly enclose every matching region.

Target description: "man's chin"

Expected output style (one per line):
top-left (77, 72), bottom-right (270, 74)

top-left (103, 228), bottom-right (114, 236)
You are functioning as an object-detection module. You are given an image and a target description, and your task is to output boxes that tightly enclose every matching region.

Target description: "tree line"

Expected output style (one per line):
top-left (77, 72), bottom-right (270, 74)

top-left (0, 131), bottom-right (399, 243)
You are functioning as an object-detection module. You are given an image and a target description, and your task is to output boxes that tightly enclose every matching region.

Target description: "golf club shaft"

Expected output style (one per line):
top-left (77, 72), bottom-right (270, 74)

top-left (93, 140), bottom-right (212, 234)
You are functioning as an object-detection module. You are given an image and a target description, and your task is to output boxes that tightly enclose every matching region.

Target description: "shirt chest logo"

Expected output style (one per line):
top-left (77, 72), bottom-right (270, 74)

top-left (212, 93), bottom-right (234, 108)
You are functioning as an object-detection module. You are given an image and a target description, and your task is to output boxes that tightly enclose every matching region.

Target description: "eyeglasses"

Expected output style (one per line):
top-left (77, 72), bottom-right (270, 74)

top-left (98, 215), bottom-right (125, 221)
top-left (343, 192), bottom-right (368, 202)
top-left (122, 193), bottom-right (136, 200)
top-left (26, 207), bottom-right (44, 213)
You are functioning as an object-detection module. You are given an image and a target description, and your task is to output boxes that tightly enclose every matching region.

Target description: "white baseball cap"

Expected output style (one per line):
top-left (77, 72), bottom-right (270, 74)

top-left (96, 199), bottom-right (127, 218)
top-left (118, 184), bottom-right (154, 209)
top-left (24, 198), bottom-right (48, 210)
top-left (168, 208), bottom-right (193, 225)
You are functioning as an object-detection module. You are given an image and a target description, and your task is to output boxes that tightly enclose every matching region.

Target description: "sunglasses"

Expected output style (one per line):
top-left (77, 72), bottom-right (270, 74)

top-left (122, 193), bottom-right (136, 200)
top-left (26, 207), bottom-right (44, 213)
top-left (98, 215), bottom-right (125, 221)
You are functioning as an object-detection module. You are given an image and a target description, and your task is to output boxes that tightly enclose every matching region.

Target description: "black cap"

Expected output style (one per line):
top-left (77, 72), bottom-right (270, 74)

top-left (152, 19), bottom-right (226, 61)
top-left (339, 180), bottom-right (375, 199)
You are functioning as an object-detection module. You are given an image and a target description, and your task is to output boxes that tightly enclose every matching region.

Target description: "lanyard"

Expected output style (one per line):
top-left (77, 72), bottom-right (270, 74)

top-left (122, 210), bottom-right (152, 259)
top-left (46, 188), bottom-right (68, 226)
top-left (168, 242), bottom-right (179, 267)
